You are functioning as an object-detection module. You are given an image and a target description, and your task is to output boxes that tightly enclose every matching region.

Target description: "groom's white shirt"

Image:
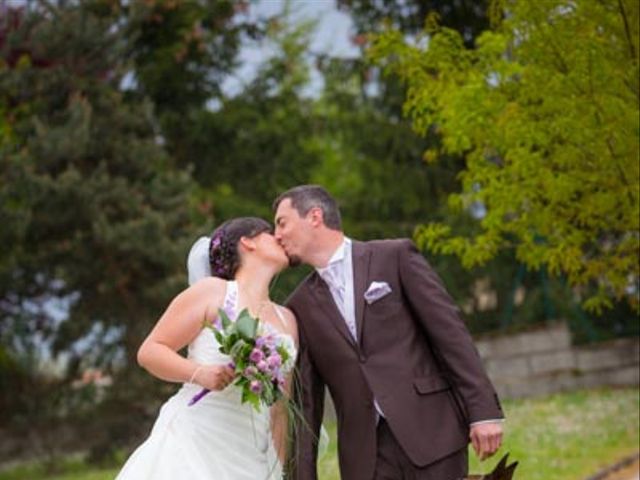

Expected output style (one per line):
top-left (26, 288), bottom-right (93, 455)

top-left (316, 237), bottom-right (502, 428)
top-left (316, 237), bottom-right (355, 338)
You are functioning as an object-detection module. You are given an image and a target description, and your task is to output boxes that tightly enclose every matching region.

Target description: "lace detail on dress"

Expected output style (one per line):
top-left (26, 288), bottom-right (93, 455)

top-left (222, 280), bottom-right (238, 319)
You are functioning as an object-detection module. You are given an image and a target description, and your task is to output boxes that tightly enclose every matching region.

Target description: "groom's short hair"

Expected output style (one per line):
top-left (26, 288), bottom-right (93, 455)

top-left (273, 185), bottom-right (342, 231)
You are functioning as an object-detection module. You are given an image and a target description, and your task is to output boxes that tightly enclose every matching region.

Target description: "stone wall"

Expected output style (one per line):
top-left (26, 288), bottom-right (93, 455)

top-left (476, 322), bottom-right (640, 398)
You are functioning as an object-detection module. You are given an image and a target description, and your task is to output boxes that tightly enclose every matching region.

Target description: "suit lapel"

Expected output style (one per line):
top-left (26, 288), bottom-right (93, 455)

top-left (309, 273), bottom-right (356, 347)
top-left (352, 241), bottom-right (371, 344)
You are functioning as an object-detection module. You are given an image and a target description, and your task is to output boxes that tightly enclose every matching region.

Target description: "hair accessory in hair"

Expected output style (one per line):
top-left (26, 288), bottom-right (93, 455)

top-left (209, 228), bottom-right (230, 278)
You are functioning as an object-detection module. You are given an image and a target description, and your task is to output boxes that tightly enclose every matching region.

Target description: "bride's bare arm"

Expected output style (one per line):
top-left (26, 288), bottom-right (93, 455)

top-left (136, 277), bottom-right (234, 390)
top-left (270, 307), bottom-right (299, 464)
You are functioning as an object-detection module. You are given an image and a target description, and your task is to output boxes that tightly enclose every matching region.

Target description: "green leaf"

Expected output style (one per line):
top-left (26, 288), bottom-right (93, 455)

top-left (212, 329), bottom-right (225, 346)
top-left (263, 380), bottom-right (278, 406)
top-left (235, 308), bottom-right (258, 340)
top-left (277, 345), bottom-right (290, 364)
top-left (218, 308), bottom-right (232, 330)
top-left (230, 339), bottom-right (246, 358)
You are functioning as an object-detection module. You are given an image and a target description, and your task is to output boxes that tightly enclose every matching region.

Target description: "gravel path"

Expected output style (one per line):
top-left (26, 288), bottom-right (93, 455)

top-left (598, 457), bottom-right (640, 480)
top-left (584, 454), bottom-right (640, 480)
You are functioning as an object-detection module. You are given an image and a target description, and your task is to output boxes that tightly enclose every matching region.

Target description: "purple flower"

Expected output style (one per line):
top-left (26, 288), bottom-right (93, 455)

top-left (249, 348), bottom-right (264, 363)
top-left (255, 336), bottom-right (266, 348)
top-left (227, 361), bottom-right (236, 370)
top-left (257, 360), bottom-right (268, 372)
top-left (267, 354), bottom-right (282, 368)
top-left (250, 380), bottom-right (263, 394)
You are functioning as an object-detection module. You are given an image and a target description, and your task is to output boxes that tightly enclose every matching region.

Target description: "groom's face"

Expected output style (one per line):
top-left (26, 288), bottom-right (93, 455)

top-left (274, 198), bottom-right (312, 266)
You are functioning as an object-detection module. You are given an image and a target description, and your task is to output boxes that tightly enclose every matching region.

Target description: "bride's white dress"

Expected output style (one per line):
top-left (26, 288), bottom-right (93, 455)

top-left (117, 280), bottom-right (297, 480)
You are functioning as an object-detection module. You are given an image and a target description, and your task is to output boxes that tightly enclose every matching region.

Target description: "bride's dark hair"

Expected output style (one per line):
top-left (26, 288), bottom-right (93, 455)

top-left (208, 217), bottom-right (273, 280)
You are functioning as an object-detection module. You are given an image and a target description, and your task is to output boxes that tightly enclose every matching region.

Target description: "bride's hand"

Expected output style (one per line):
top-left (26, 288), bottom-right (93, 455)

top-left (194, 364), bottom-right (235, 391)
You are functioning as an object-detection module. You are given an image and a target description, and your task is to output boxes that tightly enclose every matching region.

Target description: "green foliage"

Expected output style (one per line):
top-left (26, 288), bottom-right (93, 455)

top-left (210, 307), bottom-right (257, 345)
top-left (1, 0), bottom-right (194, 355)
top-left (0, 0), bottom-right (195, 459)
top-left (178, 12), bottom-right (320, 211)
top-left (309, 55), bottom-right (440, 240)
top-left (123, 0), bottom-right (245, 111)
top-left (338, 0), bottom-right (490, 48)
top-left (118, 0), bottom-right (264, 170)
top-left (370, 0), bottom-right (640, 312)
top-left (169, 9), bottom-right (328, 302)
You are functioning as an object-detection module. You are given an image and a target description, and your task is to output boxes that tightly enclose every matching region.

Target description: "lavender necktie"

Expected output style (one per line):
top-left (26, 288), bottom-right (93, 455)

top-left (322, 263), bottom-right (356, 339)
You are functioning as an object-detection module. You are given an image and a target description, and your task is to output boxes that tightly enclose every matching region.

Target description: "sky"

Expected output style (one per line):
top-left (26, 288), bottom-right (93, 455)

top-left (247, 0), bottom-right (358, 57)
top-left (222, 0), bottom-right (361, 97)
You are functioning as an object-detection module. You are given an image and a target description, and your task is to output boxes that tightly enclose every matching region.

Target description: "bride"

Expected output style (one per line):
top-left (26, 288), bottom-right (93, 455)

top-left (116, 217), bottom-right (298, 479)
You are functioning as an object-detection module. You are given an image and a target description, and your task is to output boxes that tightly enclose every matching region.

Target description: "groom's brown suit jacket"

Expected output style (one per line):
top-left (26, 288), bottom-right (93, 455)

top-left (286, 239), bottom-right (504, 480)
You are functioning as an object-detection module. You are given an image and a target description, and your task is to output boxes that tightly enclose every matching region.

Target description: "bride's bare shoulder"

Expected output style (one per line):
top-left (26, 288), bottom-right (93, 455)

top-left (191, 276), bottom-right (225, 290)
top-left (187, 277), bottom-right (227, 303)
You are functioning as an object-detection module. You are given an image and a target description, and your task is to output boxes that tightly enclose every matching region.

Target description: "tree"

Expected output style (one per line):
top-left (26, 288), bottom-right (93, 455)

top-left (370, 0), bottom-right (640, 312)
top-left (118, 0), bottom-right (264, 167)
top-left (0, 1), bottom-right (194, 459)
top-left (338, 0), bottom-right (490, 47)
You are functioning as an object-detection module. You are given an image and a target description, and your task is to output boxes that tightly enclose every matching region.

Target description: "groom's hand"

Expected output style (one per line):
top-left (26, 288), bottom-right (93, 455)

top-left (470, 422), bottom-right (503, 461)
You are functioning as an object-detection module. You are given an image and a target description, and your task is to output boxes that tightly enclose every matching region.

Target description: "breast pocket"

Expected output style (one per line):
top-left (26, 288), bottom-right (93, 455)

top-left (366, 293), bottom-right (403, 317)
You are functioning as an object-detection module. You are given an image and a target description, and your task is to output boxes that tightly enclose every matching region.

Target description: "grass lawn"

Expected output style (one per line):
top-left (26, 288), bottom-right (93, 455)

top-left (467, 387), bottom-right (639, 480)
top-left (1, 387), bottom-right (637, 480)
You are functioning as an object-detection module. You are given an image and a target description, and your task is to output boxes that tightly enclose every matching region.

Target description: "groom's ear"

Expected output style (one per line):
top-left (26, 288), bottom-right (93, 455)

top-left (307, 206), bottom-right (324, 227)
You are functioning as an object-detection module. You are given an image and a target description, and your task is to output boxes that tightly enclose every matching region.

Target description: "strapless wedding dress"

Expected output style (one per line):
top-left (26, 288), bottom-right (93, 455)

top-left (116, 280), bottom-right (296, 479)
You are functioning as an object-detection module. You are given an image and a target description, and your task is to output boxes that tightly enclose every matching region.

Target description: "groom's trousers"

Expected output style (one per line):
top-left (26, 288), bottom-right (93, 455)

top-left (374, 418), bottom-right (468, 480)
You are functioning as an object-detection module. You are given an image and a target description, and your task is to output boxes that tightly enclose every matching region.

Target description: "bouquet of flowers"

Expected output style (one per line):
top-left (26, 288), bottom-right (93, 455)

top-left (188, 308), bottom-right (294, 410)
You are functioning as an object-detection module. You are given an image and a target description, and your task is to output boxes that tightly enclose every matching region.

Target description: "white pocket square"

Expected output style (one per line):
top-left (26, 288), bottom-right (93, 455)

top-left (364, 281), bottom-right (392, 304)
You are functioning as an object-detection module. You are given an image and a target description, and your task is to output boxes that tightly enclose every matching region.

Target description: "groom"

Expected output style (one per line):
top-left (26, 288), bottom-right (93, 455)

top-left (273, 185), bottom-right (504, 480)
